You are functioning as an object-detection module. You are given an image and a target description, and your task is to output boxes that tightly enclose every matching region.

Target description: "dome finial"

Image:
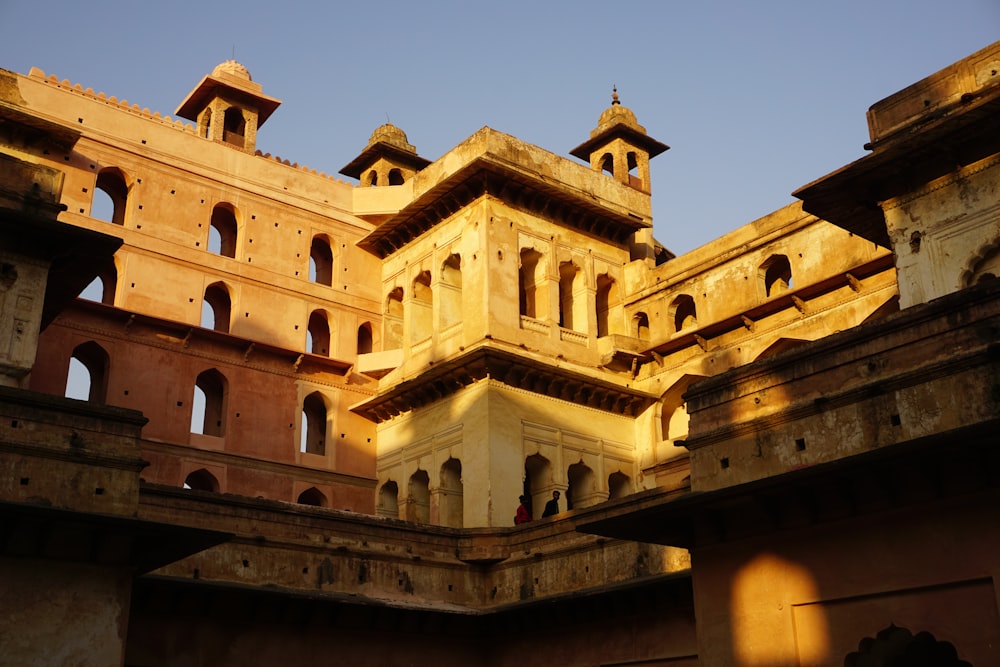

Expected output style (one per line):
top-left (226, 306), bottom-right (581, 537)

top-left (612, 85), bottom-right (620, 106)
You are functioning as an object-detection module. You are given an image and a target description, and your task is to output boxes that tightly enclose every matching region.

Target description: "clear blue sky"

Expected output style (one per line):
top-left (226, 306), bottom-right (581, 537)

top-left (1, 1), bottom-right (997, 255)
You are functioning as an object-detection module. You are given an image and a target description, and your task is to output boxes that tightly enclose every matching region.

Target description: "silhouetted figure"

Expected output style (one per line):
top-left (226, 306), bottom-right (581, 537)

top-left (542, 490), bottom-right (561, 518)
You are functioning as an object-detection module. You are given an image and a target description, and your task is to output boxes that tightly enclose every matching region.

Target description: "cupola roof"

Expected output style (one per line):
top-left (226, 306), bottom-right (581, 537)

top-left (175, 60), bottom-right (281, 125)
top-left (570, 88), bottom-right (669, 161)
top-left (339, 122), bottom-right (431, 179)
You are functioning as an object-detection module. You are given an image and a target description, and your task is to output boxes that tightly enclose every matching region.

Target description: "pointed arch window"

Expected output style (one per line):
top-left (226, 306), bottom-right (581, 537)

top-left (411, 270), bottom-right (432, 344)
top-left (93, 168), bottom-right (129, 225)
top-left (599, 152), bottom-right (614, 176)
top-left (634, 312), bottom-right (650, 340)
top-left (670, 294), bottom-right (697, 333)
top-left (79, 259), bottom-right (117, 305)
top-left (558, 261), bottom-right (584, 332)
top-left (378, 481), bottom-right (399, 518)
top-left (595, 273), bottom-right (619, 337)
top-left (202, 282), bottom-right (232, 332)
top-left (357, 322), bottom-right (373, 355)
top-left (297, 487), bottom-right (328, 507)
top-left (407, 469), bottom-right (430, 524)
top-left (191, 369), bottom-right (227, 437)
top-left (184, 468), bottom-right (220, 492)
top-left (388, 168), bottom-right (404, 185)
top-left (209, 204), bottom-right (238, 258)
top-left (626, 151), bottom-right (642, 189)
top-left (523, 453), bottom-right (554, 519)
top-left (439, 458), bottom-right (463, 528)
top-left (384, 287), bottom-right (404, 349)
top-left (65, 341), bottom-right (110, 404)
top-left (760, 254), bottom-right (792, 297)
top-left (300, 391), bottom-right (328, 455)
top-left (566, 462), bottom-right (597, 510)
top-left (222, 107), bottom-right (246, 147)
top-left (440, 254), bottom-right (462, 330)
top-left (366, 170), bottom-right (378, 187)
top-left (310, 236), bottom-right (334, 286)
top-left (608, 471), bottom-right (633, 499)
top-left (307, 310), bottom-right (331, 356)
top-left (519, 248), bottom-right (547, 319)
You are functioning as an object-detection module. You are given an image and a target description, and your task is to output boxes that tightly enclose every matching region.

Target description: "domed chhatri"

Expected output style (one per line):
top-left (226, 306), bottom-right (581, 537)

top-left (211, 60), bottom-right (252, 82)
top-left (595, 87), bottom-right (644, 136)
top-left (368, 123), bottom-right (417, 154)
top-left (176, 61), bottom-right (281, 153)
top-left (340, 122), bottom-right (430, 187)
top-left (570, 87), bottom-right (669, 193)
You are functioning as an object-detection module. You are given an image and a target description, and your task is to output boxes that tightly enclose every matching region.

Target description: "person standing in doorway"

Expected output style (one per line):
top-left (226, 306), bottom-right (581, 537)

top-left (515, 495), bottom-right (532, 525)
top-left (542, 490), bottom-right (561, 518)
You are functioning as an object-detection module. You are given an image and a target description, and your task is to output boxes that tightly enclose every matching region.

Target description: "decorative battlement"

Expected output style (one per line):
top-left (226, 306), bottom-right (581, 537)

top-left (26, 67), bottom-right (348, 183)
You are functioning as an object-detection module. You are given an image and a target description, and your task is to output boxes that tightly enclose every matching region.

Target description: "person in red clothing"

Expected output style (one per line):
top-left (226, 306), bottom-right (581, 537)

top-left (514, 495), bottom-right (532, 525)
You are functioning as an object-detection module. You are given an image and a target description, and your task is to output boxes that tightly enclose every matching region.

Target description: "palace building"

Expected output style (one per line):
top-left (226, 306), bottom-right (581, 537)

top-left (0, 40), bottom-right (998, 666)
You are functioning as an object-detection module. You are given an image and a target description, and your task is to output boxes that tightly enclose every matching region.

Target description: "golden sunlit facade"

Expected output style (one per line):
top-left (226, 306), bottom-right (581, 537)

top-left (1, 41), bottom-right (998, 666)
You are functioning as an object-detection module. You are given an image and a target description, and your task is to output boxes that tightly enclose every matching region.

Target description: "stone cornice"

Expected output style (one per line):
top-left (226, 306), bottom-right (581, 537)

top-left (351, 345), bottom-right (658, 423)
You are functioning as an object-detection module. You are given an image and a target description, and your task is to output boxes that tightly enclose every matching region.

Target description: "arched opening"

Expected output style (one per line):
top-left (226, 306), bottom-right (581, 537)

top-left (200, 108), bottom-right (212, 138)
top-left (438, 458), bottom-right (463, 528)
top-left (300, 391), bottom-right (328, 455)
top-left (183, 468), bottom-right (219, 492)
top-left (519, 248), bottom-right (546, 319)
top-left (209, 203), bottom-right (238, 258)
top-left (845, 625), bottom-right (972, 667)
top-left (191, 369), bottom-right (227, 437)
top-left (760, 254), bottom-right (793, 297)
top-left (440, 254), bottom-right (462, 329)
top-left (524, 453), bottom-right (553, 519)
top-left (366, 170), bottom-right (378, 187)
top-left (384, 287), bottom-right (404, 349)
top-left (222, 107), bottom-right (246, 147)
top-left (202, 282), bottom-right (231, 332)
top-left (656, 373), bottom-right (707, 469)
top-left (297, 487), bottom-right (328, 507)
top-left (634, 311), bottom-right (650, 340)
top-left (79, 259), bottom-right (117, 305)
top-left (608, 471), bottom-right (633, 500)
top-left (65, 341), bottom-right (109, 404)
top-left (965, 241), bottom-right (1000, 286)
top-left (595, 273), bottom-right (618, 337)
top-left (310, 236), bottom-right (334, 286)
top-left (378, 481), bottom-right (399, 518)
top-left (388, 168), bottom-right (404, 185)
top-left (670, 294), bottom-right (697, 333)
top-left (599, 152), bottom-right (614, 176)
top-left (93, 168), bottom-right (128, 225)
top-left (411, 270), bottom-right (432, 343)
top-left (558, 260), bottom-right (583, 331)
top-left (566, 461), bottom-right (597, 510)
top-left (357, 322), bottom-right (373, 354)
top-left (307, 310), bottom-right (331, 356)
top-left (407, 469), bottom-right (430, 524)
top-left (626, 151), bottom-right (641, 188)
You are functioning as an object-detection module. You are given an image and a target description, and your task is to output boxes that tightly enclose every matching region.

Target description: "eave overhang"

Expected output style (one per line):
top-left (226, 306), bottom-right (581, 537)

top-left (570, 124), bottom-right (670, 162)
top-left (0, 98), bottom-right (81, 151)
top-left (793, 79), bottom-right (1000, 248)
top-left (350, 345), bottom-right (658, 423)
top-left (357, 155), bottom-right (651, 259)
top-left (175, 74), bottom-right (282, 126)
top-left (67, 299), bottom-right (354, 376)
top-left (0, 501), bottom-right (231, 574)
top-left (578, 419), bottom-right (1000, 550)
top-left (339, 141), bottom-right (432, 179)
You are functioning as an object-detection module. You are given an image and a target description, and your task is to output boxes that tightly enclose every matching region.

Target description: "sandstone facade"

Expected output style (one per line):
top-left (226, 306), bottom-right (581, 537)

top-left (1, 41), bottom-right (998, 666)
